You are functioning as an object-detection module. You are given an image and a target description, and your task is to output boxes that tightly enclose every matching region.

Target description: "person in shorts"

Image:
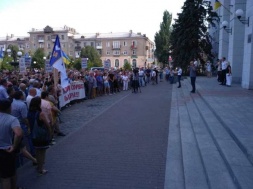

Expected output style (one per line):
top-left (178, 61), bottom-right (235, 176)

top-left (0, 99), bottom-right (23, 189)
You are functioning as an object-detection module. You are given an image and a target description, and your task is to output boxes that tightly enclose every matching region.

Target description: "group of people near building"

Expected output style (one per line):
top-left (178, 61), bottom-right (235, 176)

top-left (0, 65), bottom-right (168, 189)
top-left (216, 57), bottom-right (232, 87)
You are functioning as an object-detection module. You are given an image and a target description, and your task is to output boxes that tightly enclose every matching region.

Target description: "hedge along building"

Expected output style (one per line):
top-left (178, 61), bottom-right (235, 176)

top-left (210, 0), bottom-right (253, 89)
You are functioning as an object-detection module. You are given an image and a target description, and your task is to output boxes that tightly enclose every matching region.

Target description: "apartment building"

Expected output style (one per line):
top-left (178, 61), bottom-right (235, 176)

top-left (0, 26), bottom-right (155, 69)
top-left (74, 30), bottom-right (155, 68)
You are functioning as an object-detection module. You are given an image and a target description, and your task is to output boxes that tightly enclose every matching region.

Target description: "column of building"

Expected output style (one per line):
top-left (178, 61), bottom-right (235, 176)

top-left (241, 0), bottom-right (253, 89)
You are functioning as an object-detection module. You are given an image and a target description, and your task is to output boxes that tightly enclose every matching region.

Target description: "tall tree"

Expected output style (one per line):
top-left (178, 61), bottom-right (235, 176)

top-left (170, 0), bottom-right (219, 72)
top-left (154, 10), bottom-right (172, 67)
top-left (80, 46), bottom-right (102, 68)
top-left (32, 48), bottom-right (45, 69)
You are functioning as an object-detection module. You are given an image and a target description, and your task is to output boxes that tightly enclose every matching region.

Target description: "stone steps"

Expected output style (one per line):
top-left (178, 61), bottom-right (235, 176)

top-left (165, 78), bottom-right (253, 189)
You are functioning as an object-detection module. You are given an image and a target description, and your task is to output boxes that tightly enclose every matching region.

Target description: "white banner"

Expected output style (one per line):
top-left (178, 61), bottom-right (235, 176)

top-left (45, 60), bottom-right (53, 73)
top-left (59, 81), bottom-right (86, 108)
top-left (81, 58), bottom-right (88, 69)
top-left (19, 57), bottom-right (26, 73)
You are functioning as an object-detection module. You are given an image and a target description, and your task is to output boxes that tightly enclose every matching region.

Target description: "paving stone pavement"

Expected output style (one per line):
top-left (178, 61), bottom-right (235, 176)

top-left (16, 81), bottom-right (173, 189)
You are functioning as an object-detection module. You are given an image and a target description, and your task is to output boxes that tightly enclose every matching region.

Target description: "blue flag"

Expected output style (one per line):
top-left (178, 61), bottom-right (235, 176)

top-left (49, 35), bottom-right (69, 88)
top-left (0, 49), bottom-right (3, 59)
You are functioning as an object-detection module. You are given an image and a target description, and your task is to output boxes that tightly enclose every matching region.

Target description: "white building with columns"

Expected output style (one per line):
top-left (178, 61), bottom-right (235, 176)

top-left (210, 0), bottom-right (253, 89)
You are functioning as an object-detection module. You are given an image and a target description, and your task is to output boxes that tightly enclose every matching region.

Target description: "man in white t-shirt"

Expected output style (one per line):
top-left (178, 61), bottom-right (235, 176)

top-left (220, 57), bottom-right (228, 85)
top-left (26, 88), bottom-right (37, 109)
top-left (177, 67), bottom-right (182, 88)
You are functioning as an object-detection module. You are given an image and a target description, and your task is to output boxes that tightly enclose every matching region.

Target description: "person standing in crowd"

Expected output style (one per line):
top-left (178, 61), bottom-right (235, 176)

top-left (151, 68), bottom-right (156, 85)
top-left (206, 60), bottom-right (212, 78)
top-left (108, 71), bottom-right (115, 94)
top-left (138, 67), bottom-right (145, 87)
top-left (0, 99), bottom-right (23, 189)
top-left (226, 62), bottom-right (232, 87)
top-left (29, 97), bottom-right (51, 175)
top-left (165, 67), bottom-right (170, 82)
top-left (11, 91), bottom-right (35, 157)
top-left (122, 72), bottom-right (129, 91)
top-left (189, 61), bottom-right (197, 93)
top-left (216, 59), bottom-right (222, 82)
top-left (220, 57), bottom-right (228, 85)
top-left (145, 67), bottom-right (151, 84)
top-left (176, 66), bottom-right (182, 88)
top-left (169, 67), bottom-right (174, 84)
top-left (0, 79), bottom-right (9, 100)
top-left (26, 88), bottom-right (37, 109)
top-left (103, 72), bottom-right (110, 95)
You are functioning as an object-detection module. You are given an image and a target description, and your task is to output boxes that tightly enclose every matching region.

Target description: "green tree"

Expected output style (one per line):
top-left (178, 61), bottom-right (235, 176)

top-left (32, 48), bottom-right (45, 69)
top-left (80, 46), bottom-right (102, 68)
top-left (154, 10), bottom-right (172, 68)
top-left (73, 58), bottom-right (81, 70)
top-left (123, 61), bottom-right (132, 71)
top-left (170, 0), bottom-right (219, 73)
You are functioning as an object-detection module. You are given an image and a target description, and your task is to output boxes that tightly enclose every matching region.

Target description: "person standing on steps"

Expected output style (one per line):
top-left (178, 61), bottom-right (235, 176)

top-left (189, 61), bottom-right (197, 93)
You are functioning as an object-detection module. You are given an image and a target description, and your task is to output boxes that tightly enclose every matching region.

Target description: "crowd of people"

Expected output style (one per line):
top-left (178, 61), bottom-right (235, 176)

top-left (0, 66), bottom-right (168, 189)
top-left (1, 60), bottom-right (229, 188)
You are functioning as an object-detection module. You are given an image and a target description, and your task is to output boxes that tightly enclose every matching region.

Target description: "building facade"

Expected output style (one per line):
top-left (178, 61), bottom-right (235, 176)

top-left (0, 26), bottom-right (155, 69)
top-left (210, 0), bottom-right (253, 89)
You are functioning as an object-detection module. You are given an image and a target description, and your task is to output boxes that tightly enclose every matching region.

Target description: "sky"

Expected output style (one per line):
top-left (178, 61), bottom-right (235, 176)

top-left (0, 0), bottom-right (186, 41)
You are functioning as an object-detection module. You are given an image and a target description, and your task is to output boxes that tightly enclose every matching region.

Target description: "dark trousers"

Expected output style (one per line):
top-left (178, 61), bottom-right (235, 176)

top-left (191, 77), bottom-right (196, 92)
top-left (221, 70), bottom-right (226, 84)
top-left (178, 75), bottom-right (181, 87)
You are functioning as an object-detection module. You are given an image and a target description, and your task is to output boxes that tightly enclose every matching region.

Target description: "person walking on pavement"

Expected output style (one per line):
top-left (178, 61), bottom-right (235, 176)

top-left (189, 61), bottom-right (197, 93)
top-left (0, 99), bottom-right (23, 189)
top-left (176, 66), bottom-right (182, 88)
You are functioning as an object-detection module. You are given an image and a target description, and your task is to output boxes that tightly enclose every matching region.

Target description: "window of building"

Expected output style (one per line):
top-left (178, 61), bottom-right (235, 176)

top-left (115, 59), bottom-right (119, 67)
top-left (113, 41), bottom-right (120, 48)
top-left (84, 42), bottom-right (86, 47)
top-left (131, 40), bottom-right (137, 48)
top-left (47, 43), bottom-right (51, 49)
top-left (33, 44), bottom-right (36, 49)
top-left (96, 42), bottom-right (101, 46)
top-left (91, 42), bottom-right (94, 47)
top-left (106, 42), bottom-right (110, 47)
top-left (39, 43), bottom-right (44, 48)
top-left (47, 36), bottom-right (51, 41)
top-left (123, 50), bottom-right (127, 55)
top-left (26, 44), bottom-right (29, 49)
top-left (113, 50), bottom-right (120, 55)
top-left (123, 41), bottom-right (127, 46)
top-left (124, 59), bottom-right (128, 64)
top-left (62, 43), bottom-right (65, 48)
top-left (132, 50), bottom-right (136, 55)
top-left (106, 51), bottom-right (110, 55)
top-left (132, 59), bottom-right (137, 68)
top-left (61, 35), bottom-right (65, 40)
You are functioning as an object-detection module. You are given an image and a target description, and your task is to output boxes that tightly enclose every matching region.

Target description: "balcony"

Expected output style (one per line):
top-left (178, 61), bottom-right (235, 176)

top-left (51, 39), bottom-right (56, 42)
top-left (96, 46), bottom-right (102, 49)
top-left (130, 45), bottom-right (137, 49)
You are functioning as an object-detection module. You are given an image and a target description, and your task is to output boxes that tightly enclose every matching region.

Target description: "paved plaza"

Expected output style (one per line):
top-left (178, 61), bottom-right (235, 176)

top-left (14, 77), bottom-right (253, 189)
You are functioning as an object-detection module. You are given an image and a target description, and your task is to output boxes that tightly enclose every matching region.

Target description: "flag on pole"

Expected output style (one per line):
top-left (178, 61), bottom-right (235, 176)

top-left (214, 0), bottom-right (222, 10)
top-left (49, 35), bottom-right (69, 88)
top-left (0, 49), bottom-right (3, 59)
top-left (61, 50), bottom-right (71, 65)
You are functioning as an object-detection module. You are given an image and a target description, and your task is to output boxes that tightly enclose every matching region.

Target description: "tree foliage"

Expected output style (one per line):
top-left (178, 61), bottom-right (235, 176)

top-left (123, 61), bottom-right (132, 71)
top-left (170, 0), bottom-right (219, 72)
top-left (154, 10), bottom-right (172, 67)
top-left (32, 48), bottom-right (45, 69)
top-left (80, 46), bottom-right (102, 68)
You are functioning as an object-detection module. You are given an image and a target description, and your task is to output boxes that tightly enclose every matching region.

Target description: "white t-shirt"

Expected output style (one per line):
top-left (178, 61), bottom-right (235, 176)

top-left (177, 68), bottom-right (182, 76)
